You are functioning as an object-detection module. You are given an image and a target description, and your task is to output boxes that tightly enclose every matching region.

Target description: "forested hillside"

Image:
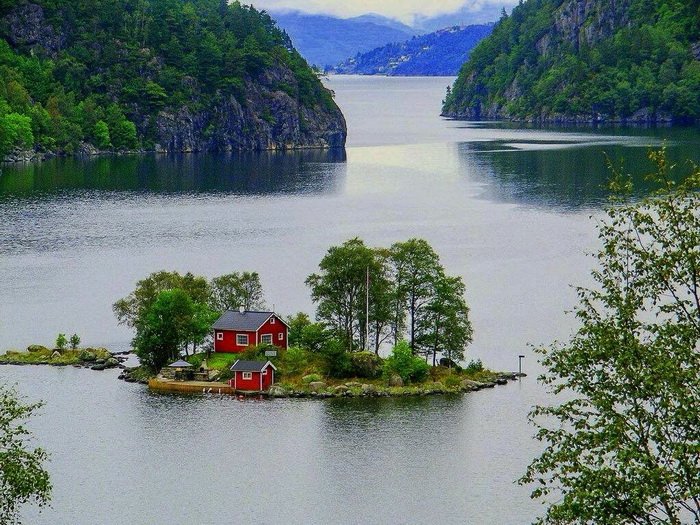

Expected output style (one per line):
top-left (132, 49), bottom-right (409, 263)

top-left (442, 0), bottom-right (700, 123)
top-left (0, 0), bottom-right (346, 161)
top-left (329, 24), bottom-right (493, 76)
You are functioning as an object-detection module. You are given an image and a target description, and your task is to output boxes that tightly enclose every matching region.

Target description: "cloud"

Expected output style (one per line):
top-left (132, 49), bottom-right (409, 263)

top-left (249, 0), bottom-right (519, 25)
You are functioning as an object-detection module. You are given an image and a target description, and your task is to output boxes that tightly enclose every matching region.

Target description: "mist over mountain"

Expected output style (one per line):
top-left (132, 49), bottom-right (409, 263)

top-left (269, 10), bottom-right (419, 67)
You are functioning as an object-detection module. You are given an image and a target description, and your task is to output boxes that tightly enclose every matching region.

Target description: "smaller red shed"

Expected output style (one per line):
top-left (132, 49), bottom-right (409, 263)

top-left (229, 360), bottom-right (277, 392)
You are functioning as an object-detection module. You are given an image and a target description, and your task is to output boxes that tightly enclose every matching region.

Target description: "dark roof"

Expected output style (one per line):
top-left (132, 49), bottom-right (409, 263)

top-left (230, 360), bottom-right (277, 372)
top-left (168, 359), bottom-right (193, 368)
top-left (212, 311), bottom-right (276, 332)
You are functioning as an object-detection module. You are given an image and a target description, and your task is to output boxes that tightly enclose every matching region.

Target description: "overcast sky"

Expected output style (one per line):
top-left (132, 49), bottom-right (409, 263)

top-left (248, 0), bottom-right (519, 25)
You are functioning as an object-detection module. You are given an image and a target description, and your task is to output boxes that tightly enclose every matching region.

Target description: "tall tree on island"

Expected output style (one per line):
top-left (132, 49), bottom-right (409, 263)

top-left (306, 238), bottom-right (392, 352)
top-left (417, 275), bottom-right (473, 366)
top-left (210, 271), bottom-right (266, 312)
top-left (521, 150), bottom-right (700, 523)
top-left (389, 238), bottom-right (443, 353)
top-left (132, 288), bottom-right (216, 371)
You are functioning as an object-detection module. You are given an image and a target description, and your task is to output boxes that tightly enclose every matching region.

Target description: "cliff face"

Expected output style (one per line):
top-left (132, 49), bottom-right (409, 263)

top-left (151, 62), bottom-right (346, 153)
top-left (442, 0), bottom-right (700, 123)
top-left (0, 0), bottom-right (346, 161)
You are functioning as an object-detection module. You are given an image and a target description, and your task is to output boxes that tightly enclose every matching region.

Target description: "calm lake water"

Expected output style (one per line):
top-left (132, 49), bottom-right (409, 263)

top-left (3, 76), bottom-right (700, 524)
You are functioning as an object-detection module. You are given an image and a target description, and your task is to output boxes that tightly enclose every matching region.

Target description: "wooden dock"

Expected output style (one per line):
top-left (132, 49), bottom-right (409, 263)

top-left (148, 377), bottom-right (234, 395)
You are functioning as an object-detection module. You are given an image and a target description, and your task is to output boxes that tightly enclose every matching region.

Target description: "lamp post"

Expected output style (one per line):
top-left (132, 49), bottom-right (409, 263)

top-left (518, 354), bottom-right (525, 376)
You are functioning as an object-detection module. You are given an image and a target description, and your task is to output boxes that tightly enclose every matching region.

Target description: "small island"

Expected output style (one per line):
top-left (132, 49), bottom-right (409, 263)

top-left (1, 237), bottom-right (526, 399)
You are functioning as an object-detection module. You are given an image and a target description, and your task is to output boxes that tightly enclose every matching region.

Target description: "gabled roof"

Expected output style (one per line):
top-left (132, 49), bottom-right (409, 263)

top-left (168, 359), bottom-right (193, 368)
top-left (212, 311), bottom-right (289, 332)
top-left (230, 360), bottom-right (277, 372)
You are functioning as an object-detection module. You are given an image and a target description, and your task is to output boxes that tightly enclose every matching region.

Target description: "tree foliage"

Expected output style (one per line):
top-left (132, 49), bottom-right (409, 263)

top-left (210, 271), bottom-right (265, 312)
top-left (521, 149), bottom-right (700, 523)
top-left (307, 237), bottom-right (473, 362)
top-left (0, 386), bottom-right (51, 524)
top-left (132, 288), bottom-right (216, 371)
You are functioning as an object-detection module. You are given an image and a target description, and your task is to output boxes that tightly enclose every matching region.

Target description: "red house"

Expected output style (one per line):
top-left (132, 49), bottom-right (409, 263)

top-left (229, 360), bottom-right (276, 391)
top-left (212, 310), bottom-right (289, 353)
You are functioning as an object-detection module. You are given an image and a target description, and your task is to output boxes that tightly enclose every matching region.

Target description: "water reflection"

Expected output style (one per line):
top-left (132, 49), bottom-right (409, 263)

top-left (461, 139), bottom-right (700, 210)
top-left (0, 148), bottom-right (347, 197)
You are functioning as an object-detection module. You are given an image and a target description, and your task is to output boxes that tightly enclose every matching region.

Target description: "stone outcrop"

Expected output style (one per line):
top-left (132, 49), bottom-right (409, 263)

top-left (151, 65), bottom-right (346, 153)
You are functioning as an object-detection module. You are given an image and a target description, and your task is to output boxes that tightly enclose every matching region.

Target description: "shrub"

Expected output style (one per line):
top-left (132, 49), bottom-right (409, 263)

top-left (444, 375), bottom-right (462, 389)
top-left (280, 347), bottom-right (307, 376)
top-left (302, 373), bottom-right (322, 384)
top-left (69, 334), bottom-right (81, 350)
top-left (319, 338), bottom-right (352, 378)
top-left (464, 359), bottom-right (484, 375)
top-left (383, 342), bottom-right (430, 384)
top-left (350, 351), bottom-right (383, 379)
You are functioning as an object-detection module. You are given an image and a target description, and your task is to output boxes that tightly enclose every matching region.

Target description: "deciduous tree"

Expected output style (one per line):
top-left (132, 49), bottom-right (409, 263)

top-left (521, 149), bottom-right (700, 524)
top-left (0, 386), bottom-right (51, 524)
top-left (210, 271), bottom-right (265, 312)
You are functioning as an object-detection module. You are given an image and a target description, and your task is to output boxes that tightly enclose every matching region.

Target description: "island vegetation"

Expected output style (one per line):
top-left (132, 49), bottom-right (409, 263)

top-left (443, 0), bottom-right (700, 123)
top-left (110, 238), bottom-right (505, 396)
top-left (0, 0), bottom-right (345, 162)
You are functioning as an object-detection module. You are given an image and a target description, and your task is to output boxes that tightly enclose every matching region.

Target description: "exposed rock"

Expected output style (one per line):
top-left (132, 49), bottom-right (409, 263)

top-left (308, 381), bottom-right (327, 392)
top-left (268, 385), bottom-right (288, 398)
top-left (50, 350), bottom-right (61, 359)
top-left (332, 385), bottom-right (349, 395)
top-left (461, 379), bottom-right (483, 391)
top-left (387, 374), bottom-right (404, 387)
top-left (361, 384), bottom-right (377, 395)
top-left (1, 3), bottom-right (66, 58)
top-left (27, 345), bottom-right (49, 353)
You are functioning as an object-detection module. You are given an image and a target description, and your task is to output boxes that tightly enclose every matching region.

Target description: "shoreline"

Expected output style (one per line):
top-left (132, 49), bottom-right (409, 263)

top-left (146, 372), bottom-right (525, 399)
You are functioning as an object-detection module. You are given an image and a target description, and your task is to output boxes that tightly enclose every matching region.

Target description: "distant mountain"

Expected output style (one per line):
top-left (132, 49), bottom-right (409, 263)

top-left (269, 10), bottom-right (419, 67)
top-left (412, 5), bottom-right (507, 32)
top-left (329, 24), bottom-right (494, 76)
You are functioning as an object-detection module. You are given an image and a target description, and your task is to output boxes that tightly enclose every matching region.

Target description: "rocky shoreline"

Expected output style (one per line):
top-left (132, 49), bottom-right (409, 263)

top-left (267, 372), bottom-right (525, 399)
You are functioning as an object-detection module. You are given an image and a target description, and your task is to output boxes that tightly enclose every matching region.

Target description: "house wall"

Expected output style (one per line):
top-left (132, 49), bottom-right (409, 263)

top-left (232, 371), bottom-right (262, 390)
top-left (214, 329), bottom-right (254, 353)
top-left (257, 316), bottom-right (288, 350)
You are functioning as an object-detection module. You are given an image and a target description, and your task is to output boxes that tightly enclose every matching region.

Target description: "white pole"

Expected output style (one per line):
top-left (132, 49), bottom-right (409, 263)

top-left (366, 265), bottom-right (370, 352)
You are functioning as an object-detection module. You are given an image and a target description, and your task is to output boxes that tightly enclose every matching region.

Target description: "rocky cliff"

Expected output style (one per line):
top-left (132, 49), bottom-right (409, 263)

top-left (442, 0), bottom-right (700, 124)
top-left (0, 0), bottom-right (346, 161)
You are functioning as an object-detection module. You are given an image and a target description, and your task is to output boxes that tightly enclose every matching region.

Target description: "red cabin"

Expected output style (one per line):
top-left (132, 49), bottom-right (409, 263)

top-left (212, 310), bottom-right (289, 353)
top-left (229, 360), bottom-right (276, 391)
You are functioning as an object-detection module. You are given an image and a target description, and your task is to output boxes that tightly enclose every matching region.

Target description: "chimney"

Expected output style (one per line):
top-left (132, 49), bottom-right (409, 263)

top-left (239, 305), bottom-right (245, 314)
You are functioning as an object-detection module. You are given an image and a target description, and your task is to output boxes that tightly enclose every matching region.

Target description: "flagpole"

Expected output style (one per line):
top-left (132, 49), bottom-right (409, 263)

top-left (366, 265), bottom-right (370, 352)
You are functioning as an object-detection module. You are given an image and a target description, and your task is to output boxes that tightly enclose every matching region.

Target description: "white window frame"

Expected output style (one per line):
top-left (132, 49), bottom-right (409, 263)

top-left (260, 334), bottom-right (273, 345)
top-left (270, 317), bottom-right (276, 324)
top-left (278, 332), bottom-right (283, 341)
top-left (262, 369), bottom-right (268, 375)
top-left (242, 372), bottom-right (252, 380)
top-left (216, 332), bottom-right (223, 341)
top-left (236, 334), bottom-right (249, 346)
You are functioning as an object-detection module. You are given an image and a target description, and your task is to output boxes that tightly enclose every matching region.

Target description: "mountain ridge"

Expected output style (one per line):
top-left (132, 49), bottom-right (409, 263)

top-left (329, 24), bottom-right (493, 76)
